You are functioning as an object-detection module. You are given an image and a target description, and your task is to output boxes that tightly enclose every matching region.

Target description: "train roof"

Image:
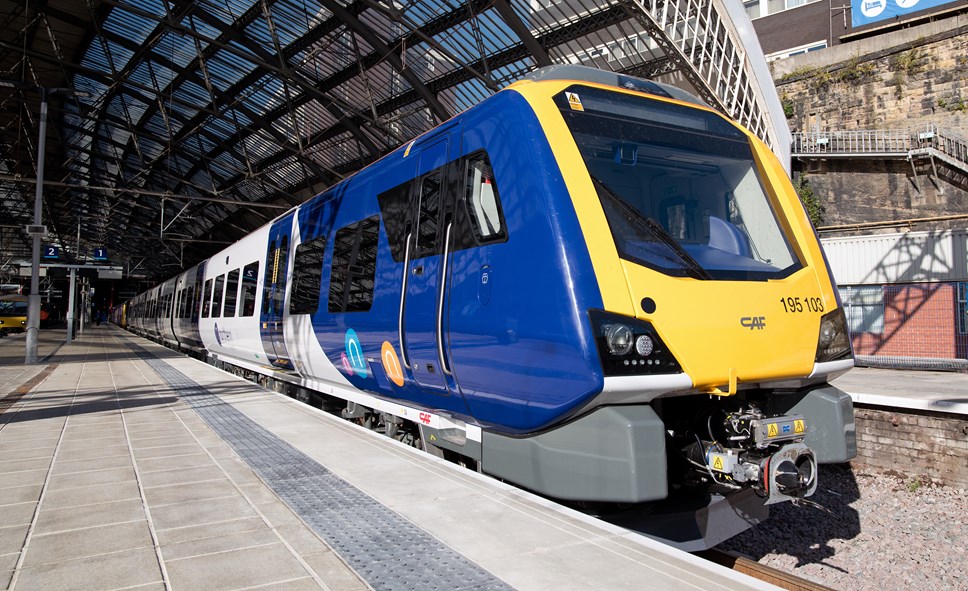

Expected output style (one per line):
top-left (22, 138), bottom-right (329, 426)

top-left (523, 65), bottom-right (707, 108)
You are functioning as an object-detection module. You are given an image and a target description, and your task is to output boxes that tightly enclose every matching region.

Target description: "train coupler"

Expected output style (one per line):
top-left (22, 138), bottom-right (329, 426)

top-left (683, 405), bottom-right (819, 505)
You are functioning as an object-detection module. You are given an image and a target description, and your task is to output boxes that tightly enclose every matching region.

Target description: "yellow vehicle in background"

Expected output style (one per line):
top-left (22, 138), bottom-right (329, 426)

top-left (0, 294), bottom-right (28, 336)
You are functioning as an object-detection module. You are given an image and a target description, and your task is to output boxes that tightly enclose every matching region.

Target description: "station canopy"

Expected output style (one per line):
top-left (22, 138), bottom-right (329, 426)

top-left (0, 0), bottom-right (784, 282)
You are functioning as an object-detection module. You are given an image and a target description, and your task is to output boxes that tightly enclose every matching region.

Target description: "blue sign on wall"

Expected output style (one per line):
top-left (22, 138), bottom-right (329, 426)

top-left (43, 245), bottom-right (59, 259)
top-left (852, 0), bottom-right (957, 27)
top-left (93, 247), bottom-right (107, 260)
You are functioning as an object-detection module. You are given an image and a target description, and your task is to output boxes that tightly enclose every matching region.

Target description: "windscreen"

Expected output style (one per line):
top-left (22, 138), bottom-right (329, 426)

top-left (555, 86), bottom-right (801, 281)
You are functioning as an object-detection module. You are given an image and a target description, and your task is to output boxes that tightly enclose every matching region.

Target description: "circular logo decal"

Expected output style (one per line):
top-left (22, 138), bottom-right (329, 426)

top-left (381, 341), bottom-right (405, 387)
top-left (344, 329), bottom-right (368, 378)
top-left (340, 352), bottom-right (354, 376)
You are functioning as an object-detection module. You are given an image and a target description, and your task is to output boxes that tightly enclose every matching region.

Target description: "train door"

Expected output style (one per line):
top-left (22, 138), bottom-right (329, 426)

top-left (260, 213), bottom-right (295, 370)
top-left (402, 138), bottom-right (453, 392)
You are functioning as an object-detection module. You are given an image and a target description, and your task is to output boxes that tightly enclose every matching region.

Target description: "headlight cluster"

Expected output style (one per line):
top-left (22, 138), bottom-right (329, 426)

top-left (589, 309), bottom-right (681, 376)
top-left (815, 307), bottom-right (853, 363)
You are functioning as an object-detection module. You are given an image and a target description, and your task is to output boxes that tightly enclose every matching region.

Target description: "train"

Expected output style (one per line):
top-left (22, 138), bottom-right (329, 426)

top-left (0, 294), bottom-right (28, 336)
top-left (117, 65), bottom-right (856, 549)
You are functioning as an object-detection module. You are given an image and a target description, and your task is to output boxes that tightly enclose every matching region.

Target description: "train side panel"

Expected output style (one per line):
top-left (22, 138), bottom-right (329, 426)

top-left (171, 263), bottom-right (205, 351)
top-left (291, 92), bottom-right (605, 432)
top-left (197, 226), bottom-right (272, 366)
top-left (157, 277), bottom-right (178, 347)
top-left (283, 187), bottom-right (354, 388)
top-left (443, 91), bottom-right (605, 431)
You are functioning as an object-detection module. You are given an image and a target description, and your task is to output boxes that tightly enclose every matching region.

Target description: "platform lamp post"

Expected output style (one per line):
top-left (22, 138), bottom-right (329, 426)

top-left (0, 81), bottom-right (89, 364)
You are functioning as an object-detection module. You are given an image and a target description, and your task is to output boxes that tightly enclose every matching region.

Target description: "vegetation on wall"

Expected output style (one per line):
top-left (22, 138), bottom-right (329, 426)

top-left (776, 57), bottom-right (876, 94)
top-left (937, 95), bottom-right (966, 113)
top-left (794, 176), bottom-right (824, 227)
top-left (781, 93), bottom-right (795, 119)
top-left (889, 48), bottom-right (922, 98)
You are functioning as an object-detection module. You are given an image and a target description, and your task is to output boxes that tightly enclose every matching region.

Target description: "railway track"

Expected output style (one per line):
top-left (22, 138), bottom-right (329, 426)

top-left (699, 549), bottom-right (834, 591)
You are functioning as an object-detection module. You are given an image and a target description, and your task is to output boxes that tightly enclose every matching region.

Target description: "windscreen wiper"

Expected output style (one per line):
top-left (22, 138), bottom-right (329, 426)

top-left (591, 176), bottom-right (712, 280)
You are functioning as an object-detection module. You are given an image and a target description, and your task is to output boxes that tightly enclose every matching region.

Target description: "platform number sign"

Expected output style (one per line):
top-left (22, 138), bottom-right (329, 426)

top-left (93, 247), bottom-right (107, 261)
top-left (43, 245), bottom-right (59, 259)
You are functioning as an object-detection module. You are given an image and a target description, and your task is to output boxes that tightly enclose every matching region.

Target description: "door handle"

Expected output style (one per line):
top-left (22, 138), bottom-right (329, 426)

top-left (437, 223), bottom-right (453, 377)
top-left (397, 232), bottom-right (412, 370)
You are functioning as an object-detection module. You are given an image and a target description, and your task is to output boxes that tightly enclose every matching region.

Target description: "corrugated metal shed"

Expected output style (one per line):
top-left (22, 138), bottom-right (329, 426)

top-left (821, 229), bottom-right (968, 285)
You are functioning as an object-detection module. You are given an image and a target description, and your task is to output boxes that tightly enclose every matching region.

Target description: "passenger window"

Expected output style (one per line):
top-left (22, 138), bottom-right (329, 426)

top-left (377, 182), bottom-right (411, 263)
top-left (176, 289), bottom-right (184, 319)
top-left (179, 285), bottom-right (195, 318)
top-left (211, 275), bottom-right (225, 318)
top-left (464, 153), bottom-right (506, 243)
top-left (272, 236), bottom-right (289, 315)
top-left (262, 240), bottom-right (276, 313)
top-left (416, 172), bottom-right (441, 256)
top-left (329, 216), bottom-right (379, 313)
top-left (290, 236), bottom-right (326, 315)
top-left (223, 269), bottom-right (240, 317)
top-left (241, 262), bottom-right (259, 317)
top-left (201, 279), bottom-right (213, 318)
top-left (185, 284), bottom-right (198, 318)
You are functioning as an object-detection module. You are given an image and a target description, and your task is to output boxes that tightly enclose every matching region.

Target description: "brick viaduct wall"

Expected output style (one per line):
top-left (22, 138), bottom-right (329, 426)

top-left (772, 15), bottom-right (968, 228)
top-left (854, 406), bottom-right (968, 488)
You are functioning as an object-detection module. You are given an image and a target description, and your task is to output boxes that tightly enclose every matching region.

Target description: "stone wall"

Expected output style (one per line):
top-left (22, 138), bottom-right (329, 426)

top-left (773, 15), bottom-right (968, 229)
top-left (853, 406), bottom-right (968, 488)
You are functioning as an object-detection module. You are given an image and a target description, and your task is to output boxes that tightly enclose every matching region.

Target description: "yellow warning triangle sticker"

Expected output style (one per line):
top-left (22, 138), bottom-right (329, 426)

top-left (712, 456), bottom-right (724, 471)
top-left (794, 419), bottom-right (805, 434)
top-left (767, 423), bottom-right (779, 437)
top-left (566, 92), bottom-right (584, 111)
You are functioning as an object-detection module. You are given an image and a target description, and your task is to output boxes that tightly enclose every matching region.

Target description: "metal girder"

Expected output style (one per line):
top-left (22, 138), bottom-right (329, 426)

top-left (0, 0), bottom-right (790, 280)
top-left (317, 0), bottom-right (451, 123)
top-left (491, 0), bottom-right (552, 67)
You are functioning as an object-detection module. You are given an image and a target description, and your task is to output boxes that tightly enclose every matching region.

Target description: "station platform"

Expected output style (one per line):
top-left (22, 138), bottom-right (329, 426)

top-left (832, 366), bottom-right (968, 416)
top-left (0, 326), bottom-right (774, 591)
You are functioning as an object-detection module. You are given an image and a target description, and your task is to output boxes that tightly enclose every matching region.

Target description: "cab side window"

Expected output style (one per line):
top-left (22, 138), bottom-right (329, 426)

top-left (464, 153), bottom-right (506, 243)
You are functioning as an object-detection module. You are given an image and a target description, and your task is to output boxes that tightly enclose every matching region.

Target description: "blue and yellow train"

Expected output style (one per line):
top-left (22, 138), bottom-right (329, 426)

top-left (120, 66), bottom-right (855, 548)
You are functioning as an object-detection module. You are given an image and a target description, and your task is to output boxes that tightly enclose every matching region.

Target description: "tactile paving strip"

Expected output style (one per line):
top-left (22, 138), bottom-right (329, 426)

top-left (123, 338), bottom-right (514, 591)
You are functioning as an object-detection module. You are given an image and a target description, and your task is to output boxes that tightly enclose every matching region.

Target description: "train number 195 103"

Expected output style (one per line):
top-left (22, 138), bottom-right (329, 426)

top-left (780, 296), bottom-right (824, 313)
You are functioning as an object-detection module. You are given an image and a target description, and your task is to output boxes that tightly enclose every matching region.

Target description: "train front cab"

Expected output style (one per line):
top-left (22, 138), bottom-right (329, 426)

top-left (477, 71), bottom-right (856, 548)
top-left (0, 296), bottom-right (28, 336)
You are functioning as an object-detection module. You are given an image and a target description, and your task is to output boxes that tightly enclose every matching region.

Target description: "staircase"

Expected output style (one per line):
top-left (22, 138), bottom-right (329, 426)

top-left (791, 125), bottom-right (968, 180)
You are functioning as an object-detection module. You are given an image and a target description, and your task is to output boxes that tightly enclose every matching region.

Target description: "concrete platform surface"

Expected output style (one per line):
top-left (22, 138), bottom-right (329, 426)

top-left (1, 327), bottom-right (369, 591)
top-left (0, 326), bottom-right (775, 591)
top-left (832, 366), bottom-right (968, 415)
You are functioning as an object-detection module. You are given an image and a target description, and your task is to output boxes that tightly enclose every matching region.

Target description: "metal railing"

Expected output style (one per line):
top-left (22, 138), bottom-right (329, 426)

top-left (628, 0), bottom-right (790, 165)
top-left (792, 125), bottom-right (968, 176)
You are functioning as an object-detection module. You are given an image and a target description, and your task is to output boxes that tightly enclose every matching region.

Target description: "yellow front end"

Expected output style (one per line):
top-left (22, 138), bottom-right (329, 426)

top-left (512, 77), bottom-right (843, 392)
top-left (620, 137), bottom-right (838, 392)
top-left (622, 266), bottom-right (831, 391)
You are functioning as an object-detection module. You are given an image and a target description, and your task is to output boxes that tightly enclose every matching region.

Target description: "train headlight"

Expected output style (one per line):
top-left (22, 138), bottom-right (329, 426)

top-left (604, 324), bottom-right (634, 355)
top-left (589, 310), bottom-right (682, 376)
top-left (635, 335), bottom-right (653, 356)
top-left (815, 308), bottom-right (852, 363)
